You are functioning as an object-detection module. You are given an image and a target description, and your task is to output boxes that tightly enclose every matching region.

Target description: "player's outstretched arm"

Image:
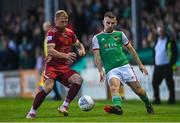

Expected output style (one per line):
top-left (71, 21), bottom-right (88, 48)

top-left (126, 43), bottom-right (148, 75)
top-left (93, 50), bottom-right (105, 82)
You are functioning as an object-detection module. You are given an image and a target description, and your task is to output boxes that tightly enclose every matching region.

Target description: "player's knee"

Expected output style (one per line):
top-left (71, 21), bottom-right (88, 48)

top-left (44, 80), bottom-right (54, 93)
top-left (80, 77), bottom-right (83, 84)
top-left (73, 76), bottom-right (83, 85)
top-left (110, 85), bottom-right (119, 93)
top-left (44, 85), bottom-right (53, 93)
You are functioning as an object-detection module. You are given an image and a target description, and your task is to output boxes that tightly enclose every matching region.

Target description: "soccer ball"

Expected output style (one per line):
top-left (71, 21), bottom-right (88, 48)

top-left (78, 95), bottom-right (94, 111)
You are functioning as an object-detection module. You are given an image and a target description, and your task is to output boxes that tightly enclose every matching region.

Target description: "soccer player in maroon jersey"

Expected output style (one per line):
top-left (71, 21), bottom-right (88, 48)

top-left (26, 10), bottom-right (85, 119)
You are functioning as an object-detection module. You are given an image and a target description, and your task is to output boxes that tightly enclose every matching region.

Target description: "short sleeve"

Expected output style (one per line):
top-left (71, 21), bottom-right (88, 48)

top-left (92, 36), bottom-right (100, 50)
top-left (47, 31), bottom-right (55, 45)
top-left (122, 32), bottom-right (129, 46)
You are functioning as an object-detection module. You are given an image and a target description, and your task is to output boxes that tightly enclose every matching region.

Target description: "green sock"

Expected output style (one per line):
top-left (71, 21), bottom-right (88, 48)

top-left (140, 95), bottom-right (151, 107)
top-left (112, 95), bottom-right (122, 107)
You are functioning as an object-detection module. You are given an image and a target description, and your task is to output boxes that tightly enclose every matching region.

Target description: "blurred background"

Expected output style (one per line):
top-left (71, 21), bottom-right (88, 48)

top-left (0, 0), bottom-right (179, 100)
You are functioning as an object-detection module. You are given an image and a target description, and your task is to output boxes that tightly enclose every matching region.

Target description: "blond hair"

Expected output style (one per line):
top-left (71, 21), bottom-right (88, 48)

top-left (55, 10), bottom-right (69, 18)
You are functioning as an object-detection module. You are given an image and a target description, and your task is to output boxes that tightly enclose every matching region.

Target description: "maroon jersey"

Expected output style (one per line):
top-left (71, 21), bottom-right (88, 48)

top-left (44, 27), bottom-right (78, 80)
top-left (46, 27), bottom-right (77, 67)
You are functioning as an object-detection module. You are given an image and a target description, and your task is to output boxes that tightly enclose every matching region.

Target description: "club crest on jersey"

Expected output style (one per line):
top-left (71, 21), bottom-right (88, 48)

top-left (114, 36), bottom-right (119, 41)
top-left (47, 36), bottom-right (52, 41)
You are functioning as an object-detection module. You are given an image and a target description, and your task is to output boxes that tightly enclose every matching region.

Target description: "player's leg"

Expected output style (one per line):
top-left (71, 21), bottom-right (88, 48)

top-left (53, 81), bottom-right (61, 100)
top-left (127, 81), bottom-right (154, 114)
top-left (62, 73), bottom-right (83, 109)
top-left (57, 70), bottom-right (83, 116)
top-left (109, 78), bottom-right (122, 107)
top-left (164, 66), bottom-right (175, 104)
top-left (119, 83), bottom-right (125, 100)
top-left (152, 66), bottom-right (163, 104)
top-left (104, 77), bottom-right (123, 115)
top-left (26, 78), bottom-right (54, 119)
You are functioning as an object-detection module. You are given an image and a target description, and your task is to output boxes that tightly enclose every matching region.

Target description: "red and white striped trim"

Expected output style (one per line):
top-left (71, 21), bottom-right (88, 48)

top-left (93, 48), bottom-right (100, 51)
top-left (124, 41), bottom-right (130, 46)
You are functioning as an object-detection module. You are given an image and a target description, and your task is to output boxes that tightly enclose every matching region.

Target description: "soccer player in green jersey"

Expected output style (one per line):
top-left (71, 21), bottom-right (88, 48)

top-left (92, 12), bottom-right (154, 115)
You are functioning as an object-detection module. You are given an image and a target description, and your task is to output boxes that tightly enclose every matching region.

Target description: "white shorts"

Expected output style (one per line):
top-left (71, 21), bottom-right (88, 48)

top-left (106, 64), bottom-right (138, 84)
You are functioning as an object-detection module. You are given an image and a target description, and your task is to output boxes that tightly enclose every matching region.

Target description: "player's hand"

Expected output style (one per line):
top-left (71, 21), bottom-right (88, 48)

top-left (139, 64), bottom-right (148, 75)
top-left (45, 55), bottom-right (52, 63)
top-left (66, 52), bottom-right (77, 64)
top-left (78, 49), bottom-right (86, 57)
top-left (99, 70), bottom-right (105, 83)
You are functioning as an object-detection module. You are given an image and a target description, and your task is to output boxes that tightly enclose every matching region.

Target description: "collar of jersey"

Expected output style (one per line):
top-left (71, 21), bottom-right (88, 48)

top-left (102, 30), bottom-right (115, 34)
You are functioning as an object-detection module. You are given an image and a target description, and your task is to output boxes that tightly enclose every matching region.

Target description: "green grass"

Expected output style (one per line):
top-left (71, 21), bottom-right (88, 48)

top-left (0, 98), bottom-right (180, 122)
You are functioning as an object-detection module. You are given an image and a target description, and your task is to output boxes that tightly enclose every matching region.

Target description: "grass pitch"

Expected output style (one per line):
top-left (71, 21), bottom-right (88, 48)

top-left (0, 98), bottom-right (180, 122)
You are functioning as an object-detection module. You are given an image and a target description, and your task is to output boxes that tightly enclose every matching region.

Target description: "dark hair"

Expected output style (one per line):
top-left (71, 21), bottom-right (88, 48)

top-left (104, 12), bottom-right (116, 19)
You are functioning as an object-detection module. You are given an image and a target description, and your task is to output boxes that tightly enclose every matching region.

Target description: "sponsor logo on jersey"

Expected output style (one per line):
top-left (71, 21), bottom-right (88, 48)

top-left (104, 43), bottom-right (117, 49)
top-left (104, 44), bottom-right (108, 48)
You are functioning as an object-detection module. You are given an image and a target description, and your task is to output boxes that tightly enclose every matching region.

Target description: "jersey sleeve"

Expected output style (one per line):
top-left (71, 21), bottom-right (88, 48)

top-left (47, 31), bottom-right (56, 46)
top-left (122, 32), bottom-right (129, 46)
top-left (92, 36), bottom-right (100, 50)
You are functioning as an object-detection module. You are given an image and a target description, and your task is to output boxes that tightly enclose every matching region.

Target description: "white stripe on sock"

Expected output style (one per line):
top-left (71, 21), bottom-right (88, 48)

top-left (62, 99), bottom-right (69, 107)
top-left (30, 106), bottom-right (36, 113)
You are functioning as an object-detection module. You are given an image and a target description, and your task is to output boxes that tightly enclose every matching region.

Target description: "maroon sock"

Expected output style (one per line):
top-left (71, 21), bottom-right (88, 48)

top-left (67, 83), bottom-right (81, 103)
top-left (33, 90), bottom-right (48, 110)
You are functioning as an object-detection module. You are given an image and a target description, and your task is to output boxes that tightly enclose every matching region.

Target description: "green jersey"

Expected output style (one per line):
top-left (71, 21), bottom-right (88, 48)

top-left (92, 31), bottom-right (129, 73)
